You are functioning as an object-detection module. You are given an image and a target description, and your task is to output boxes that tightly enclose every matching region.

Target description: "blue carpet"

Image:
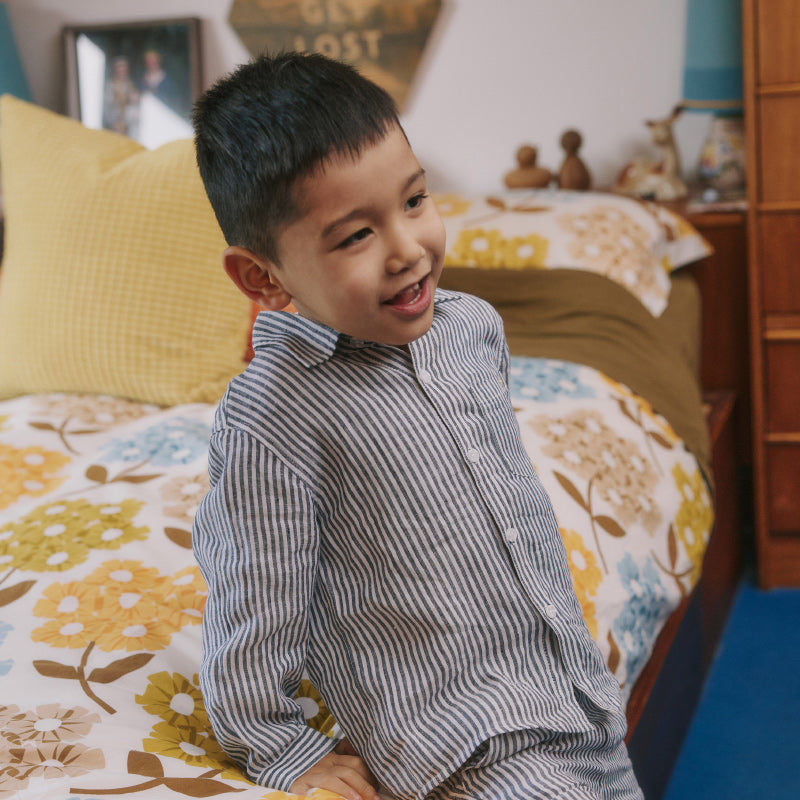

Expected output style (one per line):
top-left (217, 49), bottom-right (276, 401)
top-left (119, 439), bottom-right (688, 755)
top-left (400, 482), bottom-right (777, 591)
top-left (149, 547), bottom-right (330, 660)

top-left (663, 573), bottom-right (800, 799)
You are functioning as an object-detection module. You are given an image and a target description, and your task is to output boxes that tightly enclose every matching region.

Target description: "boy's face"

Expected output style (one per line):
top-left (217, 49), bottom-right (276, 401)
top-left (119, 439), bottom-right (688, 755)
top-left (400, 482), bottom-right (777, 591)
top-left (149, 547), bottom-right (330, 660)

top-left (267, 125), bottom-right (446, 346)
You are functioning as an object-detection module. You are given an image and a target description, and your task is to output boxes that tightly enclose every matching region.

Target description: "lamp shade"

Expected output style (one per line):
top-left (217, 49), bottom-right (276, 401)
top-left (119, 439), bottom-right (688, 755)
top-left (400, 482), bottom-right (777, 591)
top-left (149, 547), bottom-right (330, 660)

top-left (682, 0), bottom-right (742, 111)
top-left (0, 3), bottom-right (31, 101)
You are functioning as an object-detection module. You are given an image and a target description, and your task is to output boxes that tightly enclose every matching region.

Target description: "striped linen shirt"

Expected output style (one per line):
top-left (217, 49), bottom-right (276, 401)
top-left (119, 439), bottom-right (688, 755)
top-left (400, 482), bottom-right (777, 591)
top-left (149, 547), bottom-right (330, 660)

top-left (193, 290), bottom-right (628, 799)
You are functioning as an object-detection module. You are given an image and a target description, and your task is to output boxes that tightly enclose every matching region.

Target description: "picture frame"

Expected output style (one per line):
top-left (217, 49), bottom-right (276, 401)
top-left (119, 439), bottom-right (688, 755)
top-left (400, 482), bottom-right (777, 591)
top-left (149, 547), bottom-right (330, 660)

top-left (64, 18), bottom-right (202, 149)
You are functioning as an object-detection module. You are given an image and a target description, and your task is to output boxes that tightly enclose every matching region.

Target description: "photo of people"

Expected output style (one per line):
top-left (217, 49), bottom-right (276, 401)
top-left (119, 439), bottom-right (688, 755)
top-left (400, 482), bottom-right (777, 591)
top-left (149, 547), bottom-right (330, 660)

top-left (65, 19), bottom-right (201, 149)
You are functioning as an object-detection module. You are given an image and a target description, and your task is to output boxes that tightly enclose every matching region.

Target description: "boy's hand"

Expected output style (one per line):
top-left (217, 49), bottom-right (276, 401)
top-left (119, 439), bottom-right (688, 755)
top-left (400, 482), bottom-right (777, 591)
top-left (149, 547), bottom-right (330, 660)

top-left (290, 738), bottom-right (379, 800)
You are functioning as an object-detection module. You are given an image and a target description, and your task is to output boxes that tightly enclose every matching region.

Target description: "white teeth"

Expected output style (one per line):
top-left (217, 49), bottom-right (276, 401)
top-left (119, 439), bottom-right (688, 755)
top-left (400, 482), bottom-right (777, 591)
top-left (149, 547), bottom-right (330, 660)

top-left (390, 281), bottom-right (422, 305)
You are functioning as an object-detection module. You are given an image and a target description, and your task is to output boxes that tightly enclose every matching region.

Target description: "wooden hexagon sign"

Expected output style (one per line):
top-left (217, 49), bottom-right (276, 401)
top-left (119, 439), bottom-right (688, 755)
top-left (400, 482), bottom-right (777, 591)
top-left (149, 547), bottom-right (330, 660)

top-left (228, 0), bottom-right (442, 109)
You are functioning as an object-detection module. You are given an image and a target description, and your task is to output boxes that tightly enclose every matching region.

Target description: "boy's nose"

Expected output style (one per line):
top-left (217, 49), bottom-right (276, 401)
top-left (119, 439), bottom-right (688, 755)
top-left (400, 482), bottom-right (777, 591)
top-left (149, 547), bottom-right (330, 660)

top-left (386, 225), bottom-right (425, 273)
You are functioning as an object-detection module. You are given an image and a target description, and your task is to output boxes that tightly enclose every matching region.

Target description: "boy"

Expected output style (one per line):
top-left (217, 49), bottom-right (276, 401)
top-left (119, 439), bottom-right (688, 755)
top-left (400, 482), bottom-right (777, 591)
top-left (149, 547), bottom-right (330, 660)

top-left (191, 52), bottom-right (643, 800)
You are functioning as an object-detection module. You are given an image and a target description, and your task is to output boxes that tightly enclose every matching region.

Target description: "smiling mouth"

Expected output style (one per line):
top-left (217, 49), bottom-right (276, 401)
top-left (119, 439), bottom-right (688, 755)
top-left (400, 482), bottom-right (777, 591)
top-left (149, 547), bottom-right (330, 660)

top-left (385, 278), bottom-right (426, 307)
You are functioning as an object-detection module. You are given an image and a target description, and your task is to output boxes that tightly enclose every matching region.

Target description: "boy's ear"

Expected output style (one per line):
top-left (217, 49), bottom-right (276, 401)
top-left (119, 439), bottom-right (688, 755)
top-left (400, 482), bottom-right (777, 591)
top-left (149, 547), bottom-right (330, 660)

top-left (223, 246), bottom-right (292, 311)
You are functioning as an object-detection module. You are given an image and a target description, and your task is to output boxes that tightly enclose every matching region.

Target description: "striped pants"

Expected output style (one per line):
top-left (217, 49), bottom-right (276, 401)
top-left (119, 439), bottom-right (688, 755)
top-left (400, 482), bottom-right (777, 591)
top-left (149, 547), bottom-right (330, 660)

top-left (425, 696), bottom-right (643, 800)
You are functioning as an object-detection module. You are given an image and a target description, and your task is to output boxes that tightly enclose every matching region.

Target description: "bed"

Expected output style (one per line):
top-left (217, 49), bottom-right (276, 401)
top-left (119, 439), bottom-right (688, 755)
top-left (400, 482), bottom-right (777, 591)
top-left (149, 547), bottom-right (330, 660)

top-left (0, 95), bottom-right (742, 799)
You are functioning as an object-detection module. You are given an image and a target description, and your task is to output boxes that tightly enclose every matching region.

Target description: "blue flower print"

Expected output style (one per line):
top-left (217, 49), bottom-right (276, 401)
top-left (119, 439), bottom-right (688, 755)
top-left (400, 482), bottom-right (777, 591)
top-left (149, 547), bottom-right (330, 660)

top-left (612, 554), bottom-right (668, 682)
top-left (101, 418), bottom-right (211, 467)
top-left (0, 620), bottom-right (13, 675)
top-left (509, 357), bottom-right (595, 404)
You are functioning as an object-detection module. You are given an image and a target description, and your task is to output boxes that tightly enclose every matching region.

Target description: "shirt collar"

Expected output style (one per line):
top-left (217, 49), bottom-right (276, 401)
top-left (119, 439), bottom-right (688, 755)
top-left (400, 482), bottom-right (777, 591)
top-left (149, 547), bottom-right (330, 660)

top-left (251, 289), bottom-right (462, 369)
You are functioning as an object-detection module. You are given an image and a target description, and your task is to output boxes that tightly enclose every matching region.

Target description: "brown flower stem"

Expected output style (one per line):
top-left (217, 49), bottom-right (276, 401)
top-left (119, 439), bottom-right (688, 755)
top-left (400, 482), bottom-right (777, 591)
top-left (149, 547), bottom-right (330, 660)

top-left (651, 550), bottom-right (693, 598)
top-left (0, 567), bottom-right (17, 587)
top-left (57, 417), bottom-right (80, 455)
top-left (78, 641), bottom-right (116, 715)
top-left (70, 778), bottom-right (165, 795)
top-left (633, 403), bottom-right (664, 476)
top-left (586, 477), bottom-right (610, 574)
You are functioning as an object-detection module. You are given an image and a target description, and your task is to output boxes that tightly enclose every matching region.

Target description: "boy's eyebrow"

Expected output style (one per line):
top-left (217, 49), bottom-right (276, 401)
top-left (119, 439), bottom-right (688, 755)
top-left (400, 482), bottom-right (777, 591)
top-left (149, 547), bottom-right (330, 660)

top-left (321, 168), bottom-right (427, 240)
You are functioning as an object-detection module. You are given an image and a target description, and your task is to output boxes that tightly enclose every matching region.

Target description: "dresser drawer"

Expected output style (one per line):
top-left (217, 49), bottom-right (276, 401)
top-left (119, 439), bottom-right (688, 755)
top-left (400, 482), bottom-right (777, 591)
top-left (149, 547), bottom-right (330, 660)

top-left (758, 95), bottom-right (800, 203)
top-left (766, 444), bottom-right (800, 534)
top-left (765, 340), bottom-right (800, 432)
top-left (757, 0), bottom-right (800, 84)
top-left (759, 213), bottom-right (800, 313)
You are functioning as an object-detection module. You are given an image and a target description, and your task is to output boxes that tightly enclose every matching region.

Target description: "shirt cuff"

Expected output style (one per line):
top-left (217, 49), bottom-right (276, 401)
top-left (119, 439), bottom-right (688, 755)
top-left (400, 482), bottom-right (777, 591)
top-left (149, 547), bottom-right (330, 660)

top-left (252, 725), bottom-right (339, 792)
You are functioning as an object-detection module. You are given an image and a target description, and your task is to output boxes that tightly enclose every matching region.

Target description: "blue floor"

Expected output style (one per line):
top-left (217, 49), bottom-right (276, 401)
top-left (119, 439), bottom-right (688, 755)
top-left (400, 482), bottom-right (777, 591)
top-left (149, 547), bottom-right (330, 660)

top-left (663, 573), bottom-right (800, 799)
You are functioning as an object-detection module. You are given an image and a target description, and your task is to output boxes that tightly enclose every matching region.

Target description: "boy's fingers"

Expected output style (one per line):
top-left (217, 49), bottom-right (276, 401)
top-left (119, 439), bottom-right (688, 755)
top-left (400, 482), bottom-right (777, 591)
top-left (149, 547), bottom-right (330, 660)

top-left (334, 753), bottom-right (375, 781)
top-left (290, 752), bottom-right (379, 800)
top-left (330, 758), bottom-right (379, 799)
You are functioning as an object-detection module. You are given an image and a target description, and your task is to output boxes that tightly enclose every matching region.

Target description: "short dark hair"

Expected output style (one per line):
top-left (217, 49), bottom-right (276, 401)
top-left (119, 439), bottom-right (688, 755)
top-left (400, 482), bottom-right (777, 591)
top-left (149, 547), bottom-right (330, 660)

top-left (193, 51), bottom-right (401, 262)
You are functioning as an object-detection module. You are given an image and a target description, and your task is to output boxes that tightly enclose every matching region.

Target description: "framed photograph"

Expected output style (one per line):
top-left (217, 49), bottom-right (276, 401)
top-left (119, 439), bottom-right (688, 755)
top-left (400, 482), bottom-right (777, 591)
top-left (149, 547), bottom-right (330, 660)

top-left (64, 18), bottom-right (202, 149)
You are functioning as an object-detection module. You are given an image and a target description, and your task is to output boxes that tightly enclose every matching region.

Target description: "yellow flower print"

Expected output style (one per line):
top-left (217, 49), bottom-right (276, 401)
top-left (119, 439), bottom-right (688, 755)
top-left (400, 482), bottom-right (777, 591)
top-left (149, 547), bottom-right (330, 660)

top-left (32, 579), bottom-right (100, 620)
top-left (0, 443), bottom-right (70, 510)
top-left (163, 564), bottom-right (207, 596)
top-left (143, 720), bottom-right (228, 769)
top-left (136, 671), bottom-right (210, 731)
top-left (559, 528), bottom-right (602, 638)
top-left (672, 463), bottom-right (713, 583)
top-left (155, 565), bottom-right (207, 628)
top-left (93, 611), bottom-right (180, 653)
top-left (31, 581), bottom-right (103, 649)
top-left (500, 234), bottom-right (549, 269)
top-left (432, 193), bottom-right (472, 217)
top-left (32, 559), bottom-right (202, 654)
top-left (158, 590), bottom-right (206, 630)
top-left (445, 228), bottom-right (506, 268)
top-left (31, 617), bottom-right (94, 650)
top-left (0, 499), bottom-right (147, 573)
top-left (296, 679), bottom-right (338, 737)
top-left (136, 671), bottom-right (249, 783)
top-left (31, 560), bottom-right (209, 714)
top-left (83, 559), bottom-right (163, 592)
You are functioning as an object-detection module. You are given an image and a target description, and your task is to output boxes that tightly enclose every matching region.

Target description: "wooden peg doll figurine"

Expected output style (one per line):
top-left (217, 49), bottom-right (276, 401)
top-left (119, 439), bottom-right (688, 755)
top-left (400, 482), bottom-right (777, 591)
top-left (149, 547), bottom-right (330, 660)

top-left (504, 144), bottom-right (552, 189)
top-left (558, 129), bottom-right (592, 190)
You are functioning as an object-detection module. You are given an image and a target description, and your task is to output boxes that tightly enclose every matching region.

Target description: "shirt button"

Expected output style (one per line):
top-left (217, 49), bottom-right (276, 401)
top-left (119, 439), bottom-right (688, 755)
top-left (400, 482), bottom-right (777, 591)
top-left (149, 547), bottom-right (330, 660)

top-left (467, 448), bottom-right (481, 463)
top-left (505, 527), bottom-right (519, 543)
top-left (545, 604), bottom-right (558, 620)
top-left (418, 370), bottom-right (433, 386)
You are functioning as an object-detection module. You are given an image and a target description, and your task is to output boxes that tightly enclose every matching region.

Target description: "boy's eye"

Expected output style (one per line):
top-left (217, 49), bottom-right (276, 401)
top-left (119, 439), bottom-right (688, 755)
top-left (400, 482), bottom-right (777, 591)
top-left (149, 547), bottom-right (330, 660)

top-left (338, 227), bottom-right (371, 249)
top-left (406, 192), bottom-right (429, 211)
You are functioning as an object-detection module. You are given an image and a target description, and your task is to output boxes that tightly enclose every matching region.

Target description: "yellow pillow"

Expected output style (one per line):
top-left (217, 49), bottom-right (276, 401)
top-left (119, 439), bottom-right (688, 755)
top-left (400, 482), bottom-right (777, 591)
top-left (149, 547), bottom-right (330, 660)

top-left (0, 95), bottom-right (251, 406)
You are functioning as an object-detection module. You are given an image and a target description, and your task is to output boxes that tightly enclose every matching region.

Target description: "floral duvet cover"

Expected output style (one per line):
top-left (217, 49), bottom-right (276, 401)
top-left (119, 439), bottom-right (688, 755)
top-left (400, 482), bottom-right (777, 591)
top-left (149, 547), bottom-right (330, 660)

top-left (0, 358), bottom-right (711, 799)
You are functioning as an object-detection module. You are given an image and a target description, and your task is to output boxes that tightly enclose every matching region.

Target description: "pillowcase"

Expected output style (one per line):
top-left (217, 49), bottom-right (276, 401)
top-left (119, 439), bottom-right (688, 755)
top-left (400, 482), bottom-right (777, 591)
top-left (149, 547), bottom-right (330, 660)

top-left (434, 190), bottom-right (712, 316)
top-left (0, 95), bottom-right (252, 406)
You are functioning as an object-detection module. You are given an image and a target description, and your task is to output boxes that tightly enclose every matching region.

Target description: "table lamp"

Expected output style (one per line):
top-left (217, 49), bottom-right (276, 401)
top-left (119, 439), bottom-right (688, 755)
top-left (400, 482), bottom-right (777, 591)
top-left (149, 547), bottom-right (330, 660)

top-left (0, 2), bottom-right (30, 102)
top-left (682, 0), bottom-right (745, 196)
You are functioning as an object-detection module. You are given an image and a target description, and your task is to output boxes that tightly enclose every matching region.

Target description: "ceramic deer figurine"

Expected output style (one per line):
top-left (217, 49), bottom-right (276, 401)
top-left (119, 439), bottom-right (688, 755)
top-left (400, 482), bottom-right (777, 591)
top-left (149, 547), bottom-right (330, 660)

top-left (613, 105), bottom-right (688, 201)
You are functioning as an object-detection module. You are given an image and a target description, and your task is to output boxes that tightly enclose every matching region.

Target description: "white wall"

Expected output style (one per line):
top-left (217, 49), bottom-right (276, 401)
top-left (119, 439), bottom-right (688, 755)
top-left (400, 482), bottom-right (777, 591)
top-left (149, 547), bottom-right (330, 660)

top-left (4, 0), bottom-right (710, 193)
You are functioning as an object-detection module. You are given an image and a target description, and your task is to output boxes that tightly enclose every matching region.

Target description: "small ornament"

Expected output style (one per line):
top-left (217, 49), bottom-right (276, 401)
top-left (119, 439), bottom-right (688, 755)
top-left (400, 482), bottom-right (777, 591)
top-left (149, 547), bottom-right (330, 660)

top-left (503, 144), bottom-right (552, 189)
top-left (558, 129), bottom-right (591, 191)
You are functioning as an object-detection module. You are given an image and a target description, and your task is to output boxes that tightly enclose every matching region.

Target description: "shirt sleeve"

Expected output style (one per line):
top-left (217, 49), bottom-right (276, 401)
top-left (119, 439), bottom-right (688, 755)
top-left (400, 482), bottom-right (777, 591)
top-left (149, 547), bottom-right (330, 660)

top-left (192, 426), bottom-right (336, 790)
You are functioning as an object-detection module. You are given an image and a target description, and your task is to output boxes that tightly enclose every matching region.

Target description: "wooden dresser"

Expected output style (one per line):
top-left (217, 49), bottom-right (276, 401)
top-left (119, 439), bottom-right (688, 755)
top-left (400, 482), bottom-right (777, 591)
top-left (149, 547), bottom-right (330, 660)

top-left (743, 0), bottom-right (800, 587)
